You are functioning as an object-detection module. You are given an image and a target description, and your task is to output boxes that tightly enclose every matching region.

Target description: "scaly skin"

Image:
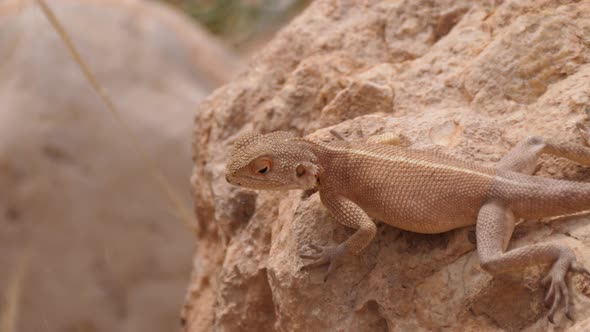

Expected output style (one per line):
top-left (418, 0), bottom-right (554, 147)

top-left (225, 131), bottom-right (590, 323)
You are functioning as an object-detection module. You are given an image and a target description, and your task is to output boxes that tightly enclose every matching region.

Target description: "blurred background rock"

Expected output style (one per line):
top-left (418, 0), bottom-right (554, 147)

top-left (0, 0), bottom-right (307, 331)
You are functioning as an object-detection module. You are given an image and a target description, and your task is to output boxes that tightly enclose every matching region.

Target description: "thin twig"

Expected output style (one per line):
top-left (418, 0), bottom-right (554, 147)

top-left (34, 0), bottom-right (196, 231)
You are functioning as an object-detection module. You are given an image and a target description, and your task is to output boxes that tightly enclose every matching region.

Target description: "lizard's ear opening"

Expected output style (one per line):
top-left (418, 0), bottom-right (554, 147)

top-left (294, 162), bottom-right (318, 189)
top-left (295, 164), bottom-right (306, 177)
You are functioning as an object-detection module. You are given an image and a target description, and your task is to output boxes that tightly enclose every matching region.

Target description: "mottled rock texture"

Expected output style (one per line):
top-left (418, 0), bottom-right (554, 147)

top-left (186, 0), bottom-right (590, 331)
top-left (0, 0), bottom-right (239, 331)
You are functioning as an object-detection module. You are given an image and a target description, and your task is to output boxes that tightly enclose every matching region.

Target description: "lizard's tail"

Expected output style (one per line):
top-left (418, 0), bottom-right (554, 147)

top-left (492, 171), bottom-right (590, 219)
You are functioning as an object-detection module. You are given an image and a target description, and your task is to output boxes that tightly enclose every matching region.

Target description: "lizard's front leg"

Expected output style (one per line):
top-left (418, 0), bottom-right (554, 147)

top-left (300, 191), bottom-right (377, 281)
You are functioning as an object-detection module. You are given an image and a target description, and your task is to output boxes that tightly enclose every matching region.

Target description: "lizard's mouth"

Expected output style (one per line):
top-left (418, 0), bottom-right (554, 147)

top-left (244, 177), bottom-right (286, 189)
top-left (226, 174), bottom-right (298, 191)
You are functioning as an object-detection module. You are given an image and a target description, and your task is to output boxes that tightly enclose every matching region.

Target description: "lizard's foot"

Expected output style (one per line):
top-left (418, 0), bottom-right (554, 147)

top-left (299, 243), bottom-right (348, 282)
top-left (541, 258), bottom-right (590, 323)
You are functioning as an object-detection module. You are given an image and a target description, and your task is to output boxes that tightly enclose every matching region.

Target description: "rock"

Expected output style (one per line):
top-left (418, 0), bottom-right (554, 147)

top-left (0, 0), bottom-right (240, 331)
top-left (187, 0), bottom-right (590, 331)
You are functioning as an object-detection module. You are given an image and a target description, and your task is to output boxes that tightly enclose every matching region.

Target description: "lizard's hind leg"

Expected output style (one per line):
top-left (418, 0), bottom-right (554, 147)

top-left (477, 199), bottom-right (588, 322)
top-left (498, 136), bottom-right (590, 174)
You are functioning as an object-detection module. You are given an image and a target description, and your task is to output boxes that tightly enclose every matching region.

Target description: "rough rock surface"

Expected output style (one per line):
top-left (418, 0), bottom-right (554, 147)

top-left (186, 0), bottom-right (590, 331)
top-left (0, 0), bottom-right (240, 331)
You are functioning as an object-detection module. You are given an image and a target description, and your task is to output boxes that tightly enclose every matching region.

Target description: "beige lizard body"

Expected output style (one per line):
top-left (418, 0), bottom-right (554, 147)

top-left (225, 131), bottom-right (590, 322)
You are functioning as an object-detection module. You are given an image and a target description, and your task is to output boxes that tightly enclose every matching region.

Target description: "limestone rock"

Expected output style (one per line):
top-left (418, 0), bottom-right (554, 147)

top-left (0, 0), bottom-right (240, 331)
top-left (187, 0), bottom-right (590, 331)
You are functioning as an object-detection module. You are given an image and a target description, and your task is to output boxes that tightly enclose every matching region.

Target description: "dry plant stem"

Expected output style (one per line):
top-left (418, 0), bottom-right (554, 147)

top-left (0, 254), bottom-right (29, 332)
top-left (34, 0), bottom-right (195, 230)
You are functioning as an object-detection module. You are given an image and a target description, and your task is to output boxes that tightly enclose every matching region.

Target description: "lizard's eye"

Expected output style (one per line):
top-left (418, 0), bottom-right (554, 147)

top-left (252, 158), bottom-right (272, 175)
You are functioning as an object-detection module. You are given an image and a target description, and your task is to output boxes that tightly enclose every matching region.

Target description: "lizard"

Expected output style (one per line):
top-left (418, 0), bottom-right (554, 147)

top-left (224, 130), bottom-right (590, 323)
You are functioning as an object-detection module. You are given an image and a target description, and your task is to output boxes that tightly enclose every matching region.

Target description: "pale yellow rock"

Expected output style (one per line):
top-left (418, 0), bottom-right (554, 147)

top-left (188, 0), bottom-right (590, 331)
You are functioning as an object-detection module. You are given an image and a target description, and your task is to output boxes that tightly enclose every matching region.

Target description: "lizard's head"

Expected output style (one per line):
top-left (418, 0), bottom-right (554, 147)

top-left (225, 131), bottom-right (319, 190)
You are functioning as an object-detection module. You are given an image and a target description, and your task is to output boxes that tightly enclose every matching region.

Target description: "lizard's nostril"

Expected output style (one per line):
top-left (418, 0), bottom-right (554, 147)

top-left (225, 175), bottom-right (240, 186)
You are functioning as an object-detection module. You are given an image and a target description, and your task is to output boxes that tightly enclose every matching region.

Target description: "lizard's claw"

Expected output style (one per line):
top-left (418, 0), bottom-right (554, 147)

top-left (299, 243), bottom-right (348, 282)
top-left (542, 274), bottom-right (569, 323)
top-left (540, 258), bottom-right (588, 323)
